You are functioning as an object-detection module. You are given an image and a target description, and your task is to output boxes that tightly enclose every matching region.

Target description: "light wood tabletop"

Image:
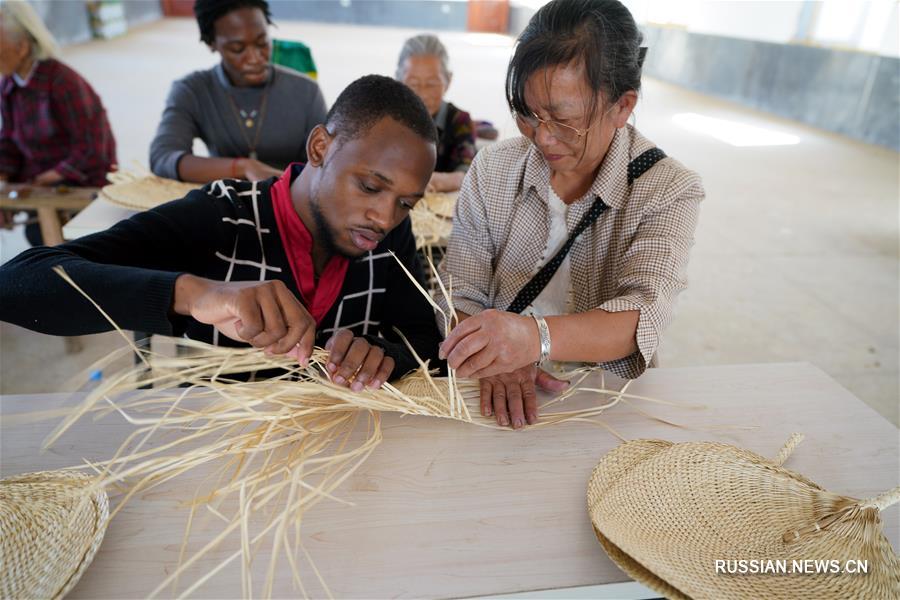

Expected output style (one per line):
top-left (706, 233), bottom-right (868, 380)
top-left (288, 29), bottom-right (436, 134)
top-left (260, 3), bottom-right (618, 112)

top-left (1, 362), bottom-right (897, 598)
top-left (61, 195), bottom-right (136, 241)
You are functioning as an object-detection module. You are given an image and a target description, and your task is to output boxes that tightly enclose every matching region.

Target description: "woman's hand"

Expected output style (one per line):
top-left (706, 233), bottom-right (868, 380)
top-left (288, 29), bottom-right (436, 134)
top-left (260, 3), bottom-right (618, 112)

top-left (0, 176), bottom-right (14, 229)
top-left (439, 309), bottom-right (541, 378)
top-left (173, 275), bottom-right (315, 364)
top-left (480, 365), bottom-right (569, 428)
top-left (239, 159), bottom-right (282, 182)
top-left (33, 169), bottom-right (64, 186)
top-left (324, 329), bottom-right (394, 391)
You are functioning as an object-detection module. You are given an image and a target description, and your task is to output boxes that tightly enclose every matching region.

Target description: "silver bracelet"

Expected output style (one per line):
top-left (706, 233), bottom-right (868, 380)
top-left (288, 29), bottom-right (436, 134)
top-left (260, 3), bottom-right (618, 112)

top-left (531, 314), bottom-right (552, 364)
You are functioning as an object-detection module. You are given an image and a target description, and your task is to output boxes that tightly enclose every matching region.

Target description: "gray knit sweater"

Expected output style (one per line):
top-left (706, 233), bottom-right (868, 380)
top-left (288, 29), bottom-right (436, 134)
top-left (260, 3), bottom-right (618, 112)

top-left (149, 64), bottom-right (327, 180)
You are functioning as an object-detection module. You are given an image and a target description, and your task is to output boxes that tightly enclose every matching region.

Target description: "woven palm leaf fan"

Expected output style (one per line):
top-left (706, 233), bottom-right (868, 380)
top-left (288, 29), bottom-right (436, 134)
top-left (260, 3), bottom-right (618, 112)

top-left (587, 435), bottom-right (900, 599)
top-left (0, 470), bottom-right (109, 600)
top-left (101, 167), bottom-right (199, 210)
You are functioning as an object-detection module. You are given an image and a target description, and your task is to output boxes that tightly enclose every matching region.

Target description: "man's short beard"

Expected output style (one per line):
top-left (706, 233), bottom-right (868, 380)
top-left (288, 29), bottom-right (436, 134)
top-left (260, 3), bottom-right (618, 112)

top-left (309, 191), bottom-right (341, 257)
top-left (309, 189), bottom-right (367, 259)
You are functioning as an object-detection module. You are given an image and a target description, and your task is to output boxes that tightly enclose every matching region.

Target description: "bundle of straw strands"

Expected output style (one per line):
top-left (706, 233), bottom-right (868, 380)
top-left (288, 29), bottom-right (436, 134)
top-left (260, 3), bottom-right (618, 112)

top-left (41, 337), bottom-right (674, 598)
top-left (33, 263), bottom-right (693, 598)
top-left (410, 192), bottom-right (456, 295)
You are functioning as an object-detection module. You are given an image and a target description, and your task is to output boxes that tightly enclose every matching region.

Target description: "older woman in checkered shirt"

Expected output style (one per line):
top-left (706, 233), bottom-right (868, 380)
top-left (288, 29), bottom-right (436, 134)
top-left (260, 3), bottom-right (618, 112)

top-left (437, 0), bottom-right (704, 429)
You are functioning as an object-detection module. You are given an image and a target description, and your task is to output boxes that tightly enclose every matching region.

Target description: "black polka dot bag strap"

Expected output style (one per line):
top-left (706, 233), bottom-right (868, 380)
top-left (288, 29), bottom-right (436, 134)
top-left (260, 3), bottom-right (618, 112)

top-left (506, 147), bottom-right (667, 314)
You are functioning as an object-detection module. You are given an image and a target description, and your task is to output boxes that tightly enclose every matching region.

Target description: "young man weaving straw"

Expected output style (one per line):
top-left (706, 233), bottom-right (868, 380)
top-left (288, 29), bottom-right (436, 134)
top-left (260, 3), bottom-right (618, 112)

top-left (0, 75), bottom-right (442, 390)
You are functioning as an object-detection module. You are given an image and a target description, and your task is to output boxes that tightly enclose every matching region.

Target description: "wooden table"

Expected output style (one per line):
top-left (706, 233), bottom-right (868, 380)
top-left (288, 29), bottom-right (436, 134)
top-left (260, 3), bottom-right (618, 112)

top-left (2, 362), bottom-right (897, 598)
top-left (0, 184), bottom-right (98, 246)
top-left (61, 195), bottom-right (136, 241)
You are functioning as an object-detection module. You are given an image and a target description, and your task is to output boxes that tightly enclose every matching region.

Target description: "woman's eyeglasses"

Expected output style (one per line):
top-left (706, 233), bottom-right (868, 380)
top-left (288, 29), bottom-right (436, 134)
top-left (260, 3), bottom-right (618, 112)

top-left (405, 78), bottom-right (444, 92)
top-left (513, 111), bottom-right (602, 143)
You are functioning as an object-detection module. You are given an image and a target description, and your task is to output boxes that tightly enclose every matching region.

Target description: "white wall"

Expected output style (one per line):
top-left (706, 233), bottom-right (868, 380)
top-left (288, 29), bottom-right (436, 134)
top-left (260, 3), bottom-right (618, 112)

top-left (629, 0), bottom-right (805, 44)
top-left (627, 0), bottom-right (899, 57)
top-left (857, 1), bottom-right (899, 57)
top-left (877, 3), bottom-right (900, 56)
top-left (684, 1), bottom-right (805, 44)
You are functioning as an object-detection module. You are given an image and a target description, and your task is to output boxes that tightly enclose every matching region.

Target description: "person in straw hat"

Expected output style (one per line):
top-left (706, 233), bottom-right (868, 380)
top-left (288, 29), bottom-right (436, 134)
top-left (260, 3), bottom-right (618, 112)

top-left (437, 0), bottom-right (704, 428)
top-left (0, 75), bottom-right (443, 390)
top-left (149, 0), bottom-right (327, 184)
top-left (0, 0), bottom-right (117, 245)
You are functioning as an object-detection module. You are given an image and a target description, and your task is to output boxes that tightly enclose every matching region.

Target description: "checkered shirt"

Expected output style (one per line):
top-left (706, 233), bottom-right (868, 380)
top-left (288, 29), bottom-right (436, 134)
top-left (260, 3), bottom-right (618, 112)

top-left (437, 125), bottom-right (704, 379)
top-left (0, 59), bottom-right (116, 185)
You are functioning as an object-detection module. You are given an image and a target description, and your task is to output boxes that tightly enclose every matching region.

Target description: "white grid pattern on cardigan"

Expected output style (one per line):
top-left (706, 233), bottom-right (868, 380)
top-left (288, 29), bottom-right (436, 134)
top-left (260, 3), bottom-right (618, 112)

top-left (321, 251), bottom-right (391, 336)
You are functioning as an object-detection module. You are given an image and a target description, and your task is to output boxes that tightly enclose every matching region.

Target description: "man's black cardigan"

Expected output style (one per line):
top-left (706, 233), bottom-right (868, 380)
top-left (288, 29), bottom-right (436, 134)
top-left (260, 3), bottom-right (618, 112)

top-left (0, 173), bottom-right (443, 379)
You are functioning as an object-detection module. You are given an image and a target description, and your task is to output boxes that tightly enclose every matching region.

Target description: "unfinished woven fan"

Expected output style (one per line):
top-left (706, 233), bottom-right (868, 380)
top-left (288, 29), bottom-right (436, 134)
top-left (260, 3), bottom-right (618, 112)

top-left (0, 470), bottom-right (109, 599)
top-left (410, 193), bottom-right (454, 251)
top-left (587, 435), bottom-right (900, 599)
top-left (101, 168), bottom-right (198, 210)
top-left (421, 191), bottom-right (457, 219)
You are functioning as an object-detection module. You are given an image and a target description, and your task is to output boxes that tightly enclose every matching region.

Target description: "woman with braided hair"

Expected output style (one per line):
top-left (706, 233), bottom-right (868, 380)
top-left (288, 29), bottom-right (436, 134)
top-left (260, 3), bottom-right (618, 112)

top-left (150, 0), bottom-right (327, 184)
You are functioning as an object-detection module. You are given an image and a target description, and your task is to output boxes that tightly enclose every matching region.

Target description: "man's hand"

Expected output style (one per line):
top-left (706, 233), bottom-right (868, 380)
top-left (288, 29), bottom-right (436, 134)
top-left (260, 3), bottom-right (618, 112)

top-left (32, 169), bottom-right (64, 186)
top-left (240, 159), bottom-right (282, 182)
top-left (439, 309), bottom-right (541, 378)
top-left (480, 366), bottom-right (569, 429)
top-left (174, 275), bottom-right (315, 363)
top-left (324, 329), bottom-right (394, 391)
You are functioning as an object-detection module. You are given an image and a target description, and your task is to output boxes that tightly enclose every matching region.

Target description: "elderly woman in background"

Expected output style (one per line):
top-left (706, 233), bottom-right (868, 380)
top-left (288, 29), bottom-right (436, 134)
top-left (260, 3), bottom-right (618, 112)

top-left (0, 0), bottom-right (117, 245)
top-left (150, 0), bottom-right (327, 184)
top-left (438, 0), bottom-right (704, 429)
top-left (396, 34), bottom-right (475, 193)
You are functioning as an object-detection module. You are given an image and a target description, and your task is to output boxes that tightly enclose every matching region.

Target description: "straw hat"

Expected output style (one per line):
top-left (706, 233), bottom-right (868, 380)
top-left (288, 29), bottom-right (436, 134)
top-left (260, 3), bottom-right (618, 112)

top-left (0, 470), bottom-right (109, 599)
top-left (587, 435), bottom-right (900, 599)
top-left (101, 169), bottom-right (199, 210)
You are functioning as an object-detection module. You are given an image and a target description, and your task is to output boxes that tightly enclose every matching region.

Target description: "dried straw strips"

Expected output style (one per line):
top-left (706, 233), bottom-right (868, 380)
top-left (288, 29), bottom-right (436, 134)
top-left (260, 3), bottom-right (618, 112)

top-left (24, 263), bottom-right (677, 598)
top-left (34, 335), bottom-right (658, 599)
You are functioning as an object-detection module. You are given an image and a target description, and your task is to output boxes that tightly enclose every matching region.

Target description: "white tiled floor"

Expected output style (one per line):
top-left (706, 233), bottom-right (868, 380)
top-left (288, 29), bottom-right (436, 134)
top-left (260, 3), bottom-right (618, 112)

top-left (1, 18), bottom-right (897, 425)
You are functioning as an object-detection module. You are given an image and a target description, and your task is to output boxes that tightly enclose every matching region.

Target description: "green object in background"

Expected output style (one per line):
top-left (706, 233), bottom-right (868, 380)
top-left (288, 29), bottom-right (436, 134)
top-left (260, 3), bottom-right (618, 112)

top-left (271, 39), bottom-right (318, 80)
